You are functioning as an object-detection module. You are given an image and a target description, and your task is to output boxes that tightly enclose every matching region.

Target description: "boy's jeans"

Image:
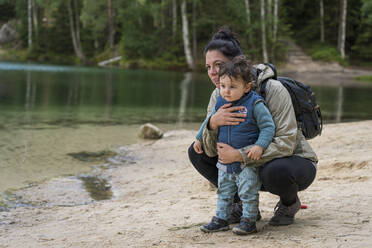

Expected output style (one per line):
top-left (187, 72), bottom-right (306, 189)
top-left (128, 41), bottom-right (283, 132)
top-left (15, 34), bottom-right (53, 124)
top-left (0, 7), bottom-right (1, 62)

top-left (216, 166), bottom-right (261, 221)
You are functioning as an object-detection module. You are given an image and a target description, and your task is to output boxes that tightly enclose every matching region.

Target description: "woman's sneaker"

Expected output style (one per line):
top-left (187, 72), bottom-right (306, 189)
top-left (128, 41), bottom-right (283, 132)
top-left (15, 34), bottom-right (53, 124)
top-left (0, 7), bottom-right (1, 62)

top-left (200, 216), bottom-right (229, 233)
top-left (269, 196), bottom-right (301, 226)
top-left (232, 218), bottom-right (257, 235)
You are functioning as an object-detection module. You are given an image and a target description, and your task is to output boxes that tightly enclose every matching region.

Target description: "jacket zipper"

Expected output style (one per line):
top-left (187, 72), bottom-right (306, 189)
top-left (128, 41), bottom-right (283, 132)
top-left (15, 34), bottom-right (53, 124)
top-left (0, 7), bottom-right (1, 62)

top-left (228, 125), bottom-right (231, 145)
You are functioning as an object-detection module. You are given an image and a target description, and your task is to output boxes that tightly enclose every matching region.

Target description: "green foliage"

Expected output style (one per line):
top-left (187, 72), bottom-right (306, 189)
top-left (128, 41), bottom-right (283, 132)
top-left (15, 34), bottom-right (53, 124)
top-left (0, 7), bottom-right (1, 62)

top-left (13, 0), bottom-right (28, 47)
top-left (281, 0), bottom-right (372, 64)
top-left (351, 1), bottom-right (372, 62)
top-left (0, 0), bottom-right (15, 23)
top-left (361, 0), bottom-right (372, 24)
top-left (0, 0), bottom-right (370, 68)
top-left (0, 47), bottom-right (29, 61)
top-left (304, 43), bottom-right (343, 62)
top-left (117, 0), bottom-right (185, 65)
top-left (26, 1), bottom-right (75, 63)
top-left (80, 0), bottom-right (107, 49)
top-left (355, 75), bottom-right (372, 82)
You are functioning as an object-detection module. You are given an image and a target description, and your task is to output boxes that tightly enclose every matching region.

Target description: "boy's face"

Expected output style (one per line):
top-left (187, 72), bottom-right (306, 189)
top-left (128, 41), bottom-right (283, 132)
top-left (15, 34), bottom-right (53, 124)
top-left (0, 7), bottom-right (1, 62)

top-left (220, 75), bottom-right (251, 102)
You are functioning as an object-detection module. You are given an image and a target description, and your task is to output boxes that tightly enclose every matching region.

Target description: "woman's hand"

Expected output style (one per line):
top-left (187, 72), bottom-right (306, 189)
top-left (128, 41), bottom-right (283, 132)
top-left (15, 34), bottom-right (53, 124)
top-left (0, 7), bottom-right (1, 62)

top-left (208, 103), bottom-right (246, 130)
top-left (217, 143), bottom-right (243, 164)
top-left (193, 140), bottom-right (203, 154)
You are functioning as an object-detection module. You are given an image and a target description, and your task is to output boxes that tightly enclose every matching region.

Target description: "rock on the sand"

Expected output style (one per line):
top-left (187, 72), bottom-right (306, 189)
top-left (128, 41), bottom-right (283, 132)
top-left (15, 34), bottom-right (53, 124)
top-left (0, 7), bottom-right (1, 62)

top-left (0, 23), bottom-right (19, 45)
top-left (138, 123), bottom-right (164, 139)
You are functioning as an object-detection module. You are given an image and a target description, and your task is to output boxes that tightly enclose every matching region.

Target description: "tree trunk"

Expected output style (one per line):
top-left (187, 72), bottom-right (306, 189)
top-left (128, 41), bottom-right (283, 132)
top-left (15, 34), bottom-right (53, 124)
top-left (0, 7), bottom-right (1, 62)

top-left (160, 0), bottom-right (165, 28)
top-left (245, 0), bottom-right (255, 59)
top-left (172, 0), bottom-right (177, 37)
top-left (268, 0), bottom-right (272, 16)
top-left (244, 0), bottom-right (251, 25)
top-left (192, 0), bottom-right (197, 63)
top-left (320, 0), bottom-right (325, 43)
top-left (260, 0), bottom-right (268, 62)
top-left (73, 0), bottom-right (82, 52)
top-left (181, 0), bottom-right (195, 70)
top-left (67, 0), bottom-right (85, 61)
top-left (267, 0), bottom-right (272, 39)
top-left (28, 0), bottom-right (32, 50)
top-left (273, 0), bottom-right (279, 42)
top-left (337, 0), bottom-right (347, 59)
top-left (67, 1), bottom-right (78, 54)
top-left (32, 0), bottom-right (38, 37)
top-left (135, 1), bottom-right (142, 26)
top-left (108, 0), bottom-right (115, 49)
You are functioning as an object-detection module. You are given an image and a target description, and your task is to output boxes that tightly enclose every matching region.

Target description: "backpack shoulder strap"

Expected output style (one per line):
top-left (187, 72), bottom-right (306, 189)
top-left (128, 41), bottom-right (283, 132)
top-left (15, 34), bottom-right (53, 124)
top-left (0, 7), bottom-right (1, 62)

top-left (258, 63), bottom-right (276, 99)
top-left (259, 79), bottom-right (269, 99)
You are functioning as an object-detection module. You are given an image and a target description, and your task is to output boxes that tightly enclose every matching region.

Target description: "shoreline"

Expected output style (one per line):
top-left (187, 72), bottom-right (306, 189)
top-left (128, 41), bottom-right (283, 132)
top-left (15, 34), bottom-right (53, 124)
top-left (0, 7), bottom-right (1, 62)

top-left (1, 60), bottom-right (372, 87)
top-left (0, 122), bottom-right (202, 199)
top-left (1, 121), bottom-right (372, 247)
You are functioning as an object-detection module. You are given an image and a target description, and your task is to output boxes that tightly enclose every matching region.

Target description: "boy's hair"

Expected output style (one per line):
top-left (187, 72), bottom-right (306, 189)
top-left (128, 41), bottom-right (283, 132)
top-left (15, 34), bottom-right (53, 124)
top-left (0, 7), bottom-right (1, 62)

top-left (218, 55), bottom-right (254, 85)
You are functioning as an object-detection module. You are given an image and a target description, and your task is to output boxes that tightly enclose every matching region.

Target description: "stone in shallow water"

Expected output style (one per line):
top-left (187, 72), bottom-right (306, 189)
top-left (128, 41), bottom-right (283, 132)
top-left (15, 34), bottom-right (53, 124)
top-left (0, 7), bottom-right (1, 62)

top-left (138, 123), bottom-right (163, 139)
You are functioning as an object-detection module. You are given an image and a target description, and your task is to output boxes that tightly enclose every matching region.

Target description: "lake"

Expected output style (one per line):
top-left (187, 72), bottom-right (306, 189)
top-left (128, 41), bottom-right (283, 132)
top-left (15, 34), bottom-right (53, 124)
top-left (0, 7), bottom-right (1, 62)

top-left (1, 61), bottom-right (372, 195)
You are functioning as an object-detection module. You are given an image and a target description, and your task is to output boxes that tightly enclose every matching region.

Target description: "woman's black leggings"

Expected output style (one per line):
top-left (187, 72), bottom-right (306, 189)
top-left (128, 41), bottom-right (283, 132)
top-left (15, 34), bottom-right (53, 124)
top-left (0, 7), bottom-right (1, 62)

top-left (188, 143), bottom-right (316, 206)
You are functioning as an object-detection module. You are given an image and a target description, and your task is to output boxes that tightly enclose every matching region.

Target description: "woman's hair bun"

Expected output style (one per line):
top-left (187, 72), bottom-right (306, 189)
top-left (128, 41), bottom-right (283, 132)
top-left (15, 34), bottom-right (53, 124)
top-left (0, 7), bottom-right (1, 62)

top-left (212, 27), bottom-right (240, 46)
top-left (204, 26), bottom-right (243, 59)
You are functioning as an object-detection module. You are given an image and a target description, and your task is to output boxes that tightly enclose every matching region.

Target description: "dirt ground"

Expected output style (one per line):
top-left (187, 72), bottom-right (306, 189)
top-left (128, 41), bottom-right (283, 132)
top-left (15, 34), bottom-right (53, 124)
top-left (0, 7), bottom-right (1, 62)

top-left (1, 44), bottom-right (372, 247)
top-left (1, 120), bottom-right (372, 248)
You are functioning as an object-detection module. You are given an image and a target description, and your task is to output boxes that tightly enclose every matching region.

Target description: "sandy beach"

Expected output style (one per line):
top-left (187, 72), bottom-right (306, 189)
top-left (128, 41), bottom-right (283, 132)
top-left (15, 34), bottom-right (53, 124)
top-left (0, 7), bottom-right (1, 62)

top-left (1, 120), bottom-right (372, 248)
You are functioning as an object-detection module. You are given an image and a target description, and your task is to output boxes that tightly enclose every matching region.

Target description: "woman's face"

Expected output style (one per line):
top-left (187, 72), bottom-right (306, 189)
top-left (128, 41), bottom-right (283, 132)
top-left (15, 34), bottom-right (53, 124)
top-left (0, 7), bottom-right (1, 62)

top-left (205, 50), bottom-right (230, 88)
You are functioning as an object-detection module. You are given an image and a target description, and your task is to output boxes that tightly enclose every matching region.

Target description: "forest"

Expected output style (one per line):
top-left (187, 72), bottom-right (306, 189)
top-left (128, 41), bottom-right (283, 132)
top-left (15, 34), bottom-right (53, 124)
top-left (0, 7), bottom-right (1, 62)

top-left (0, 0), bottom-right (371, 70)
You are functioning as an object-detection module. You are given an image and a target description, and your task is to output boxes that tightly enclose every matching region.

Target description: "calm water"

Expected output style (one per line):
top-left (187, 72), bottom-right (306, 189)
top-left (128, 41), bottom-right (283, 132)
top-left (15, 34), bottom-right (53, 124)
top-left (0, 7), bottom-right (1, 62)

top-left (1, 61), bottom-right (372, 194)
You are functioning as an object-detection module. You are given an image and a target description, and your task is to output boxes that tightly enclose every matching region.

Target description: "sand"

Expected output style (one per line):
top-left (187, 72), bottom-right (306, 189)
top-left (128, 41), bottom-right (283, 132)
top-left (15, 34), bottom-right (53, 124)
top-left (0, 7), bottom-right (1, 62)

top-left (1, 120), bottom-right (372, 248)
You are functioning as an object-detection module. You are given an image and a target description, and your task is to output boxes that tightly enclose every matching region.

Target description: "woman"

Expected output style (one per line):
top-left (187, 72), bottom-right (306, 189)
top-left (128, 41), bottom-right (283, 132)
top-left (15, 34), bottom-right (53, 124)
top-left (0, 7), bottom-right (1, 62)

top-left (188, 27), bottom-right (317, 226)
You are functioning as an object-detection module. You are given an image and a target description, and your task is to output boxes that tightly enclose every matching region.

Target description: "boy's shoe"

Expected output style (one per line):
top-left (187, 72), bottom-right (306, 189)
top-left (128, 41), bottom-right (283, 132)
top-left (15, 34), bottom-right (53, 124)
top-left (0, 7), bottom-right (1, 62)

top-left (200, 216), bottom-right (229, 233)
top-left (269, 196), bottom-right (301, 226)
top-left (232, 218), bottom-right (257, 235)
top-left (228, 202), bottom-right (262, 224)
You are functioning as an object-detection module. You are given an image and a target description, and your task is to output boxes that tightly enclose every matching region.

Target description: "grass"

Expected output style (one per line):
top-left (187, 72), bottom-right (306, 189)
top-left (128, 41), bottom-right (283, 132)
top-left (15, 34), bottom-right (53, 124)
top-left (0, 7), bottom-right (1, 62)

top-left (355, 75), bottom-right (372, 83)
top-left (303, 43), bottom-right (348, 65)
top-left (0, 47), bottom-right (77, 65)
top-left (119, 57), bottom-right (188, 71)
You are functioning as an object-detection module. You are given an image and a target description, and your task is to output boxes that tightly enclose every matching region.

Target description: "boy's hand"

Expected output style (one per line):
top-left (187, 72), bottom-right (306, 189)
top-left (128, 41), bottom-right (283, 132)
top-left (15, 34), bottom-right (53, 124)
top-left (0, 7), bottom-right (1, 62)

top-left (193, 140), bottom-right (203, 154)
top-left (246, 145), bottom-right (264, 160)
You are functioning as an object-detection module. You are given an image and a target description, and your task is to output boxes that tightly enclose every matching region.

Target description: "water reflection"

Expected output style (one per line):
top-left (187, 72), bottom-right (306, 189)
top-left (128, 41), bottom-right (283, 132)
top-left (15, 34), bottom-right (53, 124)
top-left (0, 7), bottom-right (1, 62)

top-left (105, 71), bottom-right (113, 119)
top-left (0, 64), bottom-right (211, 127)
top-left (0, 62), bottom-right (372, 127)
top-left (1, 62), bottom-right (372, 196)
top-left (335, 85), bottom-right (344, 123)
top-left (310, 84), bottom-right (372, 123)
top-left (178, 72), bottom-right (192, 123)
